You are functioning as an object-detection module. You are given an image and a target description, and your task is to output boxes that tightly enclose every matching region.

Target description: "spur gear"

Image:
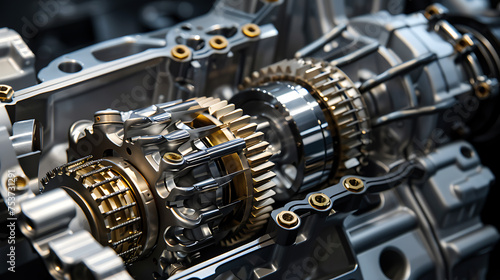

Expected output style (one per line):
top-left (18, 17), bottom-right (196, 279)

top-left (193, 97), bottom-right (276, 246)
top-left (233, 58), bottom-right (370, 198)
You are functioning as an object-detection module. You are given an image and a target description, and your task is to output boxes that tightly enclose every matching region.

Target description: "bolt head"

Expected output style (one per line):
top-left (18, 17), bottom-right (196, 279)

top-left (242, 23), bottom-right (261, 38)
top-left (0, 85), bottom-right (14, 102)
top-left (276, 211), bottom-right (299, 228)
top-left (163, 152), bottom-right (183, 163)
top-left (308, 193), bottom-right (331, 210)
top-left (343, 177), bottom-right (364, 192)
top-left (209, 35), bottom-right (228, 50)
top-left (171, 45), bottom-right (190, 60)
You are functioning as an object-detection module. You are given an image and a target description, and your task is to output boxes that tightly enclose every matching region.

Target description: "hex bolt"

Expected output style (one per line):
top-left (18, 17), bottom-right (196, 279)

top-left (163, 152), bottom-right (183, 163)
top-left (171, 45), bottom-right (191, 60)
top-left (0, 85), bottom-right (14, 102)
top-left (343, 177), bottom-right (364, 192)
top-left (308, 193), bottom-right (331, 210)
top-left (276, 211), bottom-right (299, 228)
top-left (242, 23), bottom-right (261, 38)
top-left (209, 35), bottom-right (228, 50)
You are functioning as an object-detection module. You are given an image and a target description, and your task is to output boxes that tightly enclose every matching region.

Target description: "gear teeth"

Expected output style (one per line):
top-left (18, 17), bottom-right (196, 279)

top-left (213, 104), bottom-right (234, 118)
top-left (254, 189), bottom-right (276, 201)
top-left (244, 131), bottom-right (264, 146)
top-left (203, 98), bottom-right (221, 107)
top-left (253, 197), bottom-right (275, 209)
top-left (246, 141), bottom-right (270, 157)
top-left (243, 77), bottom-right (252, 87)
top-left (249, 213), bottom-right (270, 222)
top-left (305, 65), bottom-right (322, 79)
top-left (247, 152), bottom-right (273, 166)
top-left (254, 180), bottom-right (275, 192)
top-left (253, 171), bottom-right (276, 187)
top-left (251, 205), bottom-right (273, 217)
top-left (47, 159), bottom-right (142, 263)
top-left (312, 71), bottom-right (331, 84)
top-left (208, 100), bottom-right (228, 115)
top-left (219, 109), bottom-right (243, 123)
top-left (193, 97), bottom-right (276, 246)
top-left (247, 219), bottom-right (268, 228)
top-left (229, 116), bottom-right (251, 132)
top-left (239, 58), bottom-right (370, 177)
top-left (235, 123), bottom-right (257, 138)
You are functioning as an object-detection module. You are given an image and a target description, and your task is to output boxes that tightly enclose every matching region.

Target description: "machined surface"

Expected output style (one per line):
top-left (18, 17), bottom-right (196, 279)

top-left (0, 1), bottom-right (499, 279)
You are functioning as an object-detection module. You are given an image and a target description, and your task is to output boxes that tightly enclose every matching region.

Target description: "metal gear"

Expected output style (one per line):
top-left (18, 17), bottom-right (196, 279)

top-left (240, 58), bottom-right (370, 177)
top-left (41, 97), bottom-right (276, 265)
top-left (192, 97), bottom-right (276, 246)
top-left (41, 156), bottom-right (154, 263)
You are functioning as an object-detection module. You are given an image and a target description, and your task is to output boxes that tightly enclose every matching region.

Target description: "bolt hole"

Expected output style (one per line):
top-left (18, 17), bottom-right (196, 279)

top-left (164, 152), bottom-right (183, 163)
top-left (379, 248), bottom-right (408, 280)
top-left (0, 86), bottom-right (8, 91)
top-left (349, 178), bottom-right (359, 186)
top-left (282, 213), bottom-right (294, 221)
top-left (126, 147), bottom-right (132, 155)
top-left (58, 61), bottom-right (83, 73)
top-left (176, 47), bottom-right (185, 54)
top-left (460, 146), bottom-right (473, 158)
top-left (315, 195), bottom-right (325, 203)
top-left (215, 38), bottom-right (223, 44)
top-left (181, 25), bottom-right (191, 31)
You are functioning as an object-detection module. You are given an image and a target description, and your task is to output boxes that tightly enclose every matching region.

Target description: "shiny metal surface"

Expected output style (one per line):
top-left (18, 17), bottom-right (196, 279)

top-left (0, 1), bottom-right (499, 279)
top-left (234, 81), bottom-right (334, 198)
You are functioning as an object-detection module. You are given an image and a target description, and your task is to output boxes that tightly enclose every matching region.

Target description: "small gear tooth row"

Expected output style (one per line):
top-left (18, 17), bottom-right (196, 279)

top-left (193, 97), bottom-right (277, 246)
top-left (43, 159), bottom-right (143, 263)
top-left (240, 59), bottom-right (371, 177)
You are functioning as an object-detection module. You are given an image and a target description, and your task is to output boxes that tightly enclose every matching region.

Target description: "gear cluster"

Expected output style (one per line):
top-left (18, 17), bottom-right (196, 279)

top-left (239, 59), bottom-right (370, 181)
top-left (42, 98), bottom-right (276, 265)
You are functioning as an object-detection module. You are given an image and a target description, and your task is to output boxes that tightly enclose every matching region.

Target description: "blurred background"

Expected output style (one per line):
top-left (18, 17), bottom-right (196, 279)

top-left (0, 0), bottom-right (215, 71)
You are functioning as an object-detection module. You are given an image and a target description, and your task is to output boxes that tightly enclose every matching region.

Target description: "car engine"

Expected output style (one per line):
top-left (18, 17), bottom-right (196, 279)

top-left (1, 0), bottom-right (500, 279)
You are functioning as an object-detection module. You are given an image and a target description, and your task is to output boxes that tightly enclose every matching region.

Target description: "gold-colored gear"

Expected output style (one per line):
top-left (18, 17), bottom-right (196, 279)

top-left (42, 157), bottom-right (146, 263)
top-left (240, 59), bottom-right (370, 177)
top-left (191, 97), bottom-right (276, 246)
